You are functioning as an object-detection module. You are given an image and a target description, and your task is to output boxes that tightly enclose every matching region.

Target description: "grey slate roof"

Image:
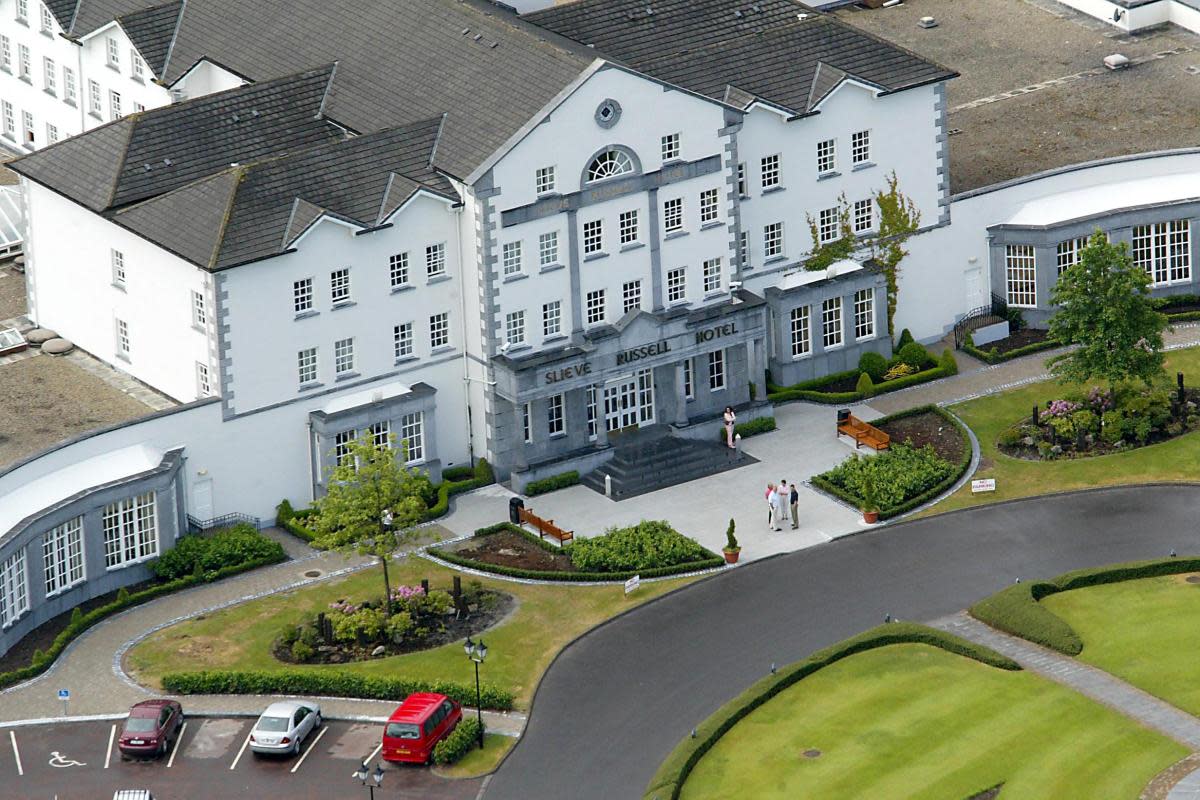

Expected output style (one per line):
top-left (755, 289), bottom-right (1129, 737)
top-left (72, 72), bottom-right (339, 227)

top-left (12, 66), bottom-right (343, 212)
top-left (117, 1), bottom-right (183, 77)
top-left (527, 0), bottom-right (956, 115)
top-left (46, 0), bottom-right (168, 38)
top-left (112, 117), bottom-right (455, 271)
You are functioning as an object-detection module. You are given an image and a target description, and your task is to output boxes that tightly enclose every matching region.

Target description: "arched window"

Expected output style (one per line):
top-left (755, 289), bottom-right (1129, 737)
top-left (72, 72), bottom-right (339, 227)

top-left (586, 149), bottom-right (634, 183)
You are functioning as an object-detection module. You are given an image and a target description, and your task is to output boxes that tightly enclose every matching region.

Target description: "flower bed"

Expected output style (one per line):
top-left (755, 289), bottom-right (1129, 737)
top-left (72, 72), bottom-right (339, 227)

top-left (767, 344), bottom-right (958, 405)
top-left (275, 580), bottom-right (513, 664)
top-left (429, 521), bottom-right (724, 582)
top-left (810, 405), bottom-right (971, 519)
top-left (963, 328), bottom-right (1058, 365)
top-left (998, 384), bottom-right (1200, 460)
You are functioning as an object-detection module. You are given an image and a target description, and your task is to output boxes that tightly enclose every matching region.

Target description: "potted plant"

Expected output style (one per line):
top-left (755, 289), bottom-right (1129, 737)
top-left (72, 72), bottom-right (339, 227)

top-left (860, 462), bottom-right (881, 525)
top-left (722, 518), bottom-right (741, 564)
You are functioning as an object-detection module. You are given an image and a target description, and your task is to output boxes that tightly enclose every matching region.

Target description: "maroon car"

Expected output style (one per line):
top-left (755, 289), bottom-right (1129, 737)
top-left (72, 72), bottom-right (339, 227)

top-left (118, 699), bottom-right (184, 759)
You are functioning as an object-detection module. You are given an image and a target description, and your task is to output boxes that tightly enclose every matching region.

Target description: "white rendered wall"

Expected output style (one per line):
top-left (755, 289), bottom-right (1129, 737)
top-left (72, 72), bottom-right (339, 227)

top-left (24, 181), bottom-right (215, 401)
top-left (218, 193), bottom-right (470, 467)
top-left (172, 59), bottom-right (247, 100)
top-left (452, 177), bottom-right (491, 461)
top-left (739, 82), bottom-right (942, 299)
top-left (895, 150), bottom-right (1200, 342)
top-left (487, 66), bottom-right (732, 346)
top-left (0, 0), bottom-right (86, 149)
top-left (77, 22), bottom-right (170, 124)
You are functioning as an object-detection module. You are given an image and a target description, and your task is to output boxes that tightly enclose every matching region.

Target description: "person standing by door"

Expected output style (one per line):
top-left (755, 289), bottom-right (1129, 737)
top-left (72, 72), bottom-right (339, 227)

top-left (723, 406), bottom-right (737, 449)
top-left (789, 482), bottom-right (799, 529)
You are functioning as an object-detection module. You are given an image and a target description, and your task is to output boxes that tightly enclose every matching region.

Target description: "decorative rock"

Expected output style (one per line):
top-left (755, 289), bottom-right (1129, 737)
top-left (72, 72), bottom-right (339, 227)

top-left (41, 337), bottom-right (74, 355)
top-left (1021, 436), bottom-right (1034, 447)
top-left (1050, 445), bottom-right (1062, 455)
top-left (25, 327), bottom-right (57, 345)
top-left (371, 645), bottom-right (386, 657)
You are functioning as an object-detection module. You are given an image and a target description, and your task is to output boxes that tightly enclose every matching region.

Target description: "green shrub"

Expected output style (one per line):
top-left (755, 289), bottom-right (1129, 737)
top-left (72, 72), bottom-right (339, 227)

top-left (160, 670), bottom-right (514, 710)
top-left (896, 328), bottom-right (915, 350)
top-left (897, 341), bottom-right (930, 370)
top-left (116, 587), bottom-right (130, 603)
top-left (151, 525), bottom-right (286, 581)
top-left (276, 499), bottom-right (295, 525)
top-left (441, 465), bottom-right (476, 482)
top-left (70, 607), bottom-right (82, 626)
top-left (474, 458), bottom-right (495, 484)
top-left (768, 365), bottom-right (951, 405)
top-left (433, 717), bottom-right (482, 764)
top-left (31, 648), bottom-right (46, 667)
top-left (858, 351), bottom-right (888, 382)
top-left (568, 520), bottom-right (710, 572)
top-left (642, 622), bottom-right (1018, 800)
top-left (290, 640), bottom-right (314, 662)
top-left (815, 443), bottom-right (954, 510)
top-left (940, 348), bottom-right (958, 376)
top-left (525, 470), bottom-right (580, 496)
top-left (719, 416), bottom-right (776, 442)
top-left (855, 372), bottom-right (875, 398)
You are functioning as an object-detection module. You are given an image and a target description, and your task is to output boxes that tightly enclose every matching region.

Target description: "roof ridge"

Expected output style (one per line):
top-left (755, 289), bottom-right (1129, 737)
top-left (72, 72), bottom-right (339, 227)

top-left (102, 119), bottom-right (138, 209)
top-left (316, 60), bottom-right (338, 119)
top-left (161, 0), bottom-right (187, 77)
top-left (209, 166), bottom-right (245, 269)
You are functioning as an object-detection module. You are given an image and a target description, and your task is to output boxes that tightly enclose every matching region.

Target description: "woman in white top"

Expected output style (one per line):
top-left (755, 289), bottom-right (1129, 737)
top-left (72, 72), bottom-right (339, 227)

top-left (723, 406), bottom-right (736, 449)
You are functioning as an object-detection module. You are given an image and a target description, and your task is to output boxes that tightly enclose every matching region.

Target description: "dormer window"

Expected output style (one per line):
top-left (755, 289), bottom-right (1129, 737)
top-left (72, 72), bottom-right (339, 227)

top-left (586, 149), bottom-right (634, 184)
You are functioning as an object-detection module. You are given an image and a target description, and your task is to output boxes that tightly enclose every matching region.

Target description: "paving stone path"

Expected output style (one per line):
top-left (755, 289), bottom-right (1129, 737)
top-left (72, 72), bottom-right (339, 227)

top-left (0, 530), bottom-right (524, 735)
top-left (930, 612), bottom-right (1200, 750)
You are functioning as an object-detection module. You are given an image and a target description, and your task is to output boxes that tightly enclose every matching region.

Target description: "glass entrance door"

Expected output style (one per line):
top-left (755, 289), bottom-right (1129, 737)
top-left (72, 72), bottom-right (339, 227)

top-left (604, 378), bottom-right (639, 432)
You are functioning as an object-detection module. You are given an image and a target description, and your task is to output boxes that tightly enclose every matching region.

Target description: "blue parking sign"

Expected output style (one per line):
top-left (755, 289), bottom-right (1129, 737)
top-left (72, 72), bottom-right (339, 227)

top-left (57, 689), bottom-right (69, 700)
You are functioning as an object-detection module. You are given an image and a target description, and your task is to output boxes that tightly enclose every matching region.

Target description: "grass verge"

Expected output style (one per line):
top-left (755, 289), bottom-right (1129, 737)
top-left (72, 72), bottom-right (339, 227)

top-left (433, 734), bottom-right (515, 779)
top-left (675, 643), bottom-right (1183, 800)
top-left (125, 557), bottom-right (696, 709)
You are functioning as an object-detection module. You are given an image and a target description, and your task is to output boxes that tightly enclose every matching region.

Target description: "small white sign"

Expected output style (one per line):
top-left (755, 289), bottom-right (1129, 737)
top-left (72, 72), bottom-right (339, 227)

top-left (624, 575), bottom-right (641, 595)
top-left (971, 479), bottom-right (997, 494)
top-left (57, 689), bottom-right (69, 700)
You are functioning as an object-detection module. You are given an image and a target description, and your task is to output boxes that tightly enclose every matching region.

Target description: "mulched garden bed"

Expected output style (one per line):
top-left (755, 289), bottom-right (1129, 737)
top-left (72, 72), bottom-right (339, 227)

top-left (0, 579), bottom-right (156, 674)
top-left (273, 589), bottom-right (516, 665)
top-left (450, 530), bottom-right (577, 573)
top-left (977, 328), bottom-right (1049, 356)
top-left (876, 410), bottom-right (965, 464)
top-left (1163, 302), bottom-right (1200, 315)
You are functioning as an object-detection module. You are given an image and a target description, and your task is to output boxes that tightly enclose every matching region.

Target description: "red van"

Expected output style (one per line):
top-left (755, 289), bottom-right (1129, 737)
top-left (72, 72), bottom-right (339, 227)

top-left (382, 693), bottom-right (463, 764)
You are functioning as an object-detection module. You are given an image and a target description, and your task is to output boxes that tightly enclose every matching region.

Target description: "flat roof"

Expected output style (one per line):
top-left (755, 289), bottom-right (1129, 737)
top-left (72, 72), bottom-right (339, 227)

top-left (834, 0), bottom-right (1200, 193)
top-left (1004, 172), bottom-right (1200, 226)
top-left (0, 443), bottom-right (164, 539)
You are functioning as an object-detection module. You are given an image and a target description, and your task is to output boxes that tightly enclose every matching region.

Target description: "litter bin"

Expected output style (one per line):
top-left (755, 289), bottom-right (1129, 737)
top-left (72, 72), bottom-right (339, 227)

top-left (509, 496), bottom-right (525, 524)
top-left (837, 408), bottom-right (851, 424)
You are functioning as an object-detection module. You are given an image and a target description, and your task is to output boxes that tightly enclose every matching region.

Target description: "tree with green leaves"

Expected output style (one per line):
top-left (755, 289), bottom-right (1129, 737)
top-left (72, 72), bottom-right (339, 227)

top-left (310, 432), bottom-right (432, 614)
top-left (872, 171), bottom-right (921, 338)
top-left (1047, 230), bottom-right (1168, 390)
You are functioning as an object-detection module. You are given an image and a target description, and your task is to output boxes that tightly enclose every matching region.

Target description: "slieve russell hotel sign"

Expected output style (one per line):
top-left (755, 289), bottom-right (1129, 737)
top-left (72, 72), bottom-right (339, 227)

top-left (544, 321), bottom-right (740, 385)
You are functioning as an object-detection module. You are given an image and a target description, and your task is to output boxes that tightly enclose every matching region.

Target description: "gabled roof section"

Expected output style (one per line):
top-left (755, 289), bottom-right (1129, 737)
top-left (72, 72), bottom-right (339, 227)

top-left (114, 118), bottom-right (456, 272)
top-left (804, 61), bottom-right (885, 111)
top-left (11, 66), bottom-right (343, 212)
top-left (527, 0), bottom-right (956, 115)
top-left (117, 0), bottom-right (183, 77)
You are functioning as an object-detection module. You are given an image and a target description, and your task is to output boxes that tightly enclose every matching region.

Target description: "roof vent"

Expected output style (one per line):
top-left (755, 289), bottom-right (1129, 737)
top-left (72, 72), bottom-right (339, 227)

top-left (250, 109), bottom-right (260, 117)
top-left (797, 12), bottom-right (809, 19)
top-left (645, 5), bottom-right (654, 14)
top-left (1104, 53), bottom-right (1130, 70)
top-left (473, 33), bottom-right (482, 41)
top-left (143, 163), bottom-right (152, 172)
top-left (163, 158), bottom-right (172, 166)
top-left (461, 27), bottom-right (470, 35)
top-left (489, 41), bottom-right (498, 48)
top-left (230, 113), bottom-right (240, 122)
top-left (750, 3), bottom-right (761, 12)
top-left (733, 9), bottom-right (742, 17)
top-left (918, 15), bottom-right (937, 28)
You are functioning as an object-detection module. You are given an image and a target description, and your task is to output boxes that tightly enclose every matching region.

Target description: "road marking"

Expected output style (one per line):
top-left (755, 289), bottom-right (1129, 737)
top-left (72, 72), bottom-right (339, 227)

top-left (48, 751), bottom-right (86, 768)
top-left (10, 731), bottom-right (22, 776)
top-left (166, 722), bottom-right (187, 769)
top-left (104, 725), bottom-right (115, 769)
top-left (290, 726), bottom-right (328, 774)
top-left (229, 732), bottom-right (251, 771)
top-left (365, 741), bottom-right (382, 765)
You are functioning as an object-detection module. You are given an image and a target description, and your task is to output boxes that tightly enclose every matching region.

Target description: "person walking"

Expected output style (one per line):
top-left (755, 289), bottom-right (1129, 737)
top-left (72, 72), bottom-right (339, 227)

top-left (770, 483), bottom-right (786, 532)
top-left (723, 406), bottom-right (737, 449)
top-left (789, 481), bottom-right (799, 529)
top-left (765, 482), bottom-right (776, 529)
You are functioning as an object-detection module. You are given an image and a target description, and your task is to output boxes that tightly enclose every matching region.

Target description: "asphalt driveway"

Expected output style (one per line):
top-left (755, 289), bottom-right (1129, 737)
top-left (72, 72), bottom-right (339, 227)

top-left (484, 485), bottom-right (1200, 799)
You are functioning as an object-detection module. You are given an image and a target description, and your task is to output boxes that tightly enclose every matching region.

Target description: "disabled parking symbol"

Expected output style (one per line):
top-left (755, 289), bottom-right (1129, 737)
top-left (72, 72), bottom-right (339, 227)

top-left (48, 751), bottom-right (86, 768)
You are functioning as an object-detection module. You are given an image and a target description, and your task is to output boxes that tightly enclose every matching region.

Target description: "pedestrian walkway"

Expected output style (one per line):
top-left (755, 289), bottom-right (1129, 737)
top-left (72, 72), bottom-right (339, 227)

top-left (930, 612), bottom-right (1200, 749)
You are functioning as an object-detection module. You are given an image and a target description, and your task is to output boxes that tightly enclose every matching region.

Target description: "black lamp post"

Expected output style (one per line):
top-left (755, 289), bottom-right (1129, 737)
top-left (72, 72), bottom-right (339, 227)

top-left (464, 636), bottom-right (488, 749)
top-left (353, 761), bottom-right (384, 799)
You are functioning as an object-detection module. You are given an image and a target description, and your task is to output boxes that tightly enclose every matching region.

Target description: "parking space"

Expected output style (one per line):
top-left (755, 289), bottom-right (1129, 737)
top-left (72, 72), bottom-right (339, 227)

top-left (3, 717), bottom-right (483, 800)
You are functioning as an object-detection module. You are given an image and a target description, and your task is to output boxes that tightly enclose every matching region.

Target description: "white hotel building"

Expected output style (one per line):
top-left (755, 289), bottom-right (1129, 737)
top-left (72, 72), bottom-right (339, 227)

top-left (0, 0), bottom-right (962, 653)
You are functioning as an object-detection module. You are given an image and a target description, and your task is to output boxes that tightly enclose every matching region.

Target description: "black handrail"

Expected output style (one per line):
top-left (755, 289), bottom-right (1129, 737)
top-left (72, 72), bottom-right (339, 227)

top-left (953, 293), bottom-right (1009, 349)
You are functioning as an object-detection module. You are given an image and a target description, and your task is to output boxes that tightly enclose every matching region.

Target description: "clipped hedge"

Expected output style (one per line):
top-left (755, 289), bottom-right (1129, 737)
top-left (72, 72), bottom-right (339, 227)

top-left (434, 717), bottom-right (482, 765)
top-left (525, 470), bottom-right (580, 496)
top-left (161, 669), bottom-right (514, 711)
top-left (962, 333), bottom-right (1059, 365)
top-left (969, 556), bottom-right (1200, 655)
top-left (810, 405), bottom-right (972, 520)
top-left (719, 416), bottom-right (777, 442)
top-left (642, 622), bottom-right (1019, 800)
top-left (0, 553), bottom-right (286, 691)
top-left (429, 522), bottom-right (724, 582)
top-left (768, 364), bottom-right (950, 405)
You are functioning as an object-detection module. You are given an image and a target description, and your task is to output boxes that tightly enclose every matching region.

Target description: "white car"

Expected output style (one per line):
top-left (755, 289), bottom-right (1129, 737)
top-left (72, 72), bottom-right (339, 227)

top-left (249, 701), bottom-right (322, 756)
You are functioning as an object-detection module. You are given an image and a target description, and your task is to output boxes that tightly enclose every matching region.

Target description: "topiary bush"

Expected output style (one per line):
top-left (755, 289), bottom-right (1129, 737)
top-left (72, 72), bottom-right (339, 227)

top-left (940, 348), bottom-right (958, 376)
top-left (855, 372), bottom-right (875, 398)
top-left (858, 351), bottom-right (889, 382)
top-left (433, 717), bottom-right (482, 765)
top-left (568, 520), bottom-right (711, 572)
top-left (895, 328), bottom-right (915, 350)
top-left (897, 341), bottom-right (931, 370)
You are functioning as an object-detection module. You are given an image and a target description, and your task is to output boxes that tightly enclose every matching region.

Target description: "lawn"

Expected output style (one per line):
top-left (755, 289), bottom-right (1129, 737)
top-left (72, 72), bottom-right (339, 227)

top-left (433, 734), bottom-right (515, 779)
top-left (125, 556), bottom-right (695, 708)
top-left (925, 346), bottom-right (1200, 515)
top-left (680, 644), bottom-right (1184, 800)
top-left (1043, 574), bottom-right (1200, 716)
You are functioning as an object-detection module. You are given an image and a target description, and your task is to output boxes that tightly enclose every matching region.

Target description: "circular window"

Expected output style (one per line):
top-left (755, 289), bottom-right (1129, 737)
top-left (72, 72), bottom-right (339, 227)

top-left (594, 98), bottom-right (622, 129)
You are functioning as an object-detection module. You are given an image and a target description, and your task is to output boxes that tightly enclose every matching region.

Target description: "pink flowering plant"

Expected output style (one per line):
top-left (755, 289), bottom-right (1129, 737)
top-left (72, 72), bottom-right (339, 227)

top-left (1045, 399), bottom-right (1081, 418)
top-left (1086, 386), bottom-right (1114, 413)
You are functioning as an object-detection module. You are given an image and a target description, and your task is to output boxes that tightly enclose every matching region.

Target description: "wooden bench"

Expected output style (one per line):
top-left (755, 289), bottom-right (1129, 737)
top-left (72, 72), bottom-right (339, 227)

top-left (836, 414), bottom-right (890, 451)
top-left (518, 506), bottom-right (574, 545)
